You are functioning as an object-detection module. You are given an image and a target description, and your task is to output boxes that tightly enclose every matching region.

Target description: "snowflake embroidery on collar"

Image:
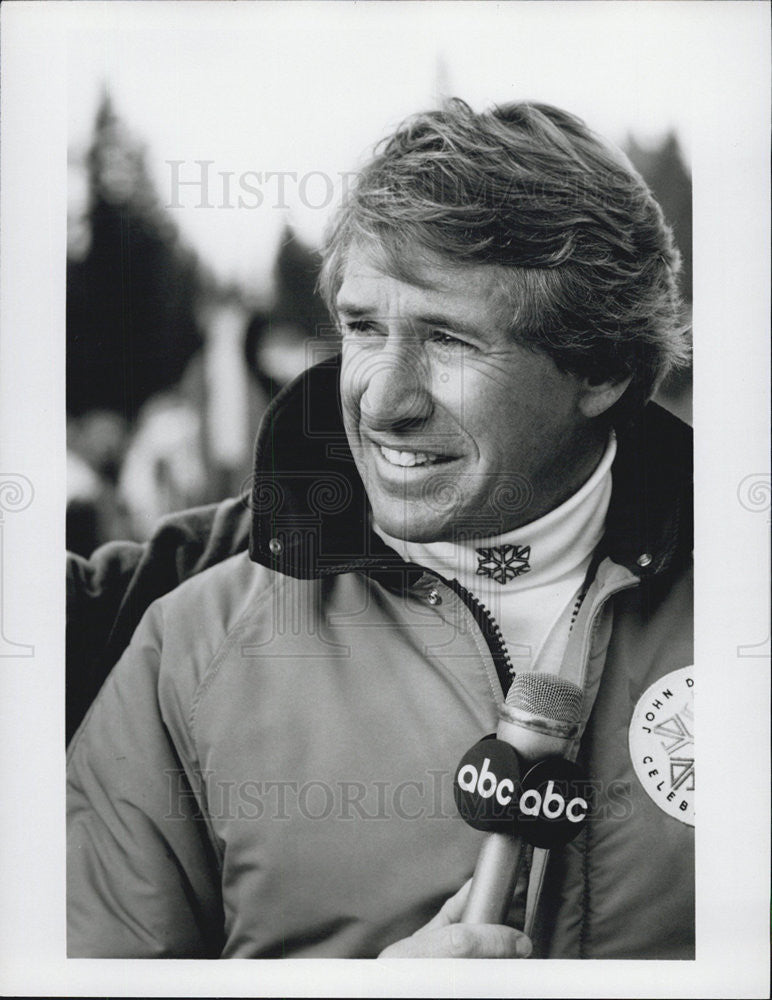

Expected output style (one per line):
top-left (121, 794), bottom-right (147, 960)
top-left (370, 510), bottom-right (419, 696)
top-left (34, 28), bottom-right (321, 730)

top-left (475, 544), bottom-right (531, 584)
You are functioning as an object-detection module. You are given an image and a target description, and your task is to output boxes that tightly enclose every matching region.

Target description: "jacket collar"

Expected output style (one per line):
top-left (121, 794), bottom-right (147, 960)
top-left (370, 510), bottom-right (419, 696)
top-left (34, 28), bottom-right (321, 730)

top-left (248, 357), bottom-right (693, 583)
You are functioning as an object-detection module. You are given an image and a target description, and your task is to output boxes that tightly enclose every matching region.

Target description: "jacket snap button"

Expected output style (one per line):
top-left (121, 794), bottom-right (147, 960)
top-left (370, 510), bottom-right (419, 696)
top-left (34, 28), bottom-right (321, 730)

top-left (637, 552), bottom-right (652, 568)
top-left (268, 538), bottom-right (283, 556)
top-left (427, 589), bottom-right (442, 606)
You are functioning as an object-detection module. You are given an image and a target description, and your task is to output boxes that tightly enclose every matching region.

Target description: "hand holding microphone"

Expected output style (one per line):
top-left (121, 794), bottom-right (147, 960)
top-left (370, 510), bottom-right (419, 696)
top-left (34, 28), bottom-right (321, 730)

top-left (377, 879), bottom-right (533, 958)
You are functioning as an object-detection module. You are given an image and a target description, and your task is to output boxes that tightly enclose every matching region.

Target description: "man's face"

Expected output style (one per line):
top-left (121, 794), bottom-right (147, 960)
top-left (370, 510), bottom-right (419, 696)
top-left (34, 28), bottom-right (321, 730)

top-left (337, 246), bottom-right (599, 542)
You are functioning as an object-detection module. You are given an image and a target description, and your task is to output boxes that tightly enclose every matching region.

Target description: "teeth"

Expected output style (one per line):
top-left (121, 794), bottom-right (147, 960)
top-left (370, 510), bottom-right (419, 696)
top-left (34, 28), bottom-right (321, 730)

top-left (380, 446), bottom-right (440, 467)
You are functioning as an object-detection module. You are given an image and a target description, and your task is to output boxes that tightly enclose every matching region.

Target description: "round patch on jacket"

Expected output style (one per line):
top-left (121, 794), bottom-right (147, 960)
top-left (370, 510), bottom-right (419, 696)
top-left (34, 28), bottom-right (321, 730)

top-left (628, 666), bottom-right (694, 826)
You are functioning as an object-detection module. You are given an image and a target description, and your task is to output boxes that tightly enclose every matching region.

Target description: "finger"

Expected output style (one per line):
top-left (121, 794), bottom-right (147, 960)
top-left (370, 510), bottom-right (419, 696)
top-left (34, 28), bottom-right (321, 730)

top-left (379, 923), bottom-right (532, 959)
top-left (421, 879), bottom-right (473, 931)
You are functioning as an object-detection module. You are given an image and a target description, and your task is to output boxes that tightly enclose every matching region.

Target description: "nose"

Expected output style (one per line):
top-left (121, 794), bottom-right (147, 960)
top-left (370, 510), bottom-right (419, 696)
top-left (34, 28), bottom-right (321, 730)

top-left (358, 340), bottom-right (433, 432)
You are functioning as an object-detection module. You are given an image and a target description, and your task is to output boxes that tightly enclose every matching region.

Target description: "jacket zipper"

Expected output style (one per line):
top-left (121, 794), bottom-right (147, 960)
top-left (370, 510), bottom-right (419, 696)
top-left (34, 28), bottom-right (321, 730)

top-left (441, 576), bottom-right (515, 697)
top-left (369, 559), bottom-right (517, 697)
top-left (441, 577), bottom-right (594, 699)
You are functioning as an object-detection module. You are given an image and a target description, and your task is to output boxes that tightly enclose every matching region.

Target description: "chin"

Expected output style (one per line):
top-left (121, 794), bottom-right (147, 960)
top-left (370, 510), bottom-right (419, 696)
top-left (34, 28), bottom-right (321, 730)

top-left (371, 504), bottom-right (454, 544)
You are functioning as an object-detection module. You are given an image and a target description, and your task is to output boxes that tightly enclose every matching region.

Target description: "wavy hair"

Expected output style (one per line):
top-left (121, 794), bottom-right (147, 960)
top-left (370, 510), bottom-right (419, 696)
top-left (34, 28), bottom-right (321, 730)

top-left (320, 99), bottom-right (690, 413)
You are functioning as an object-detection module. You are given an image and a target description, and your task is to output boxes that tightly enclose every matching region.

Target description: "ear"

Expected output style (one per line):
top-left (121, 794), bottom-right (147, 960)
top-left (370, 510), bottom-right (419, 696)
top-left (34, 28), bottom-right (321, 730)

top-left (577, 373), bottom-right (633, 419)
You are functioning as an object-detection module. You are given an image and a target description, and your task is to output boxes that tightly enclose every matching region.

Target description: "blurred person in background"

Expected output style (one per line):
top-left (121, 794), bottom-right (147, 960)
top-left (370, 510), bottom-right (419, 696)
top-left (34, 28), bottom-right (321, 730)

top-left (242, 311), bottom-right (315, 464)
top-left (117, 388), bottom-right (209, 540)
top-left (67, 99), bottom-right (693, 959)
top-left (66, 411), bottom-right (132, 556)
top-left (244, 312), bottom-right (313, 402)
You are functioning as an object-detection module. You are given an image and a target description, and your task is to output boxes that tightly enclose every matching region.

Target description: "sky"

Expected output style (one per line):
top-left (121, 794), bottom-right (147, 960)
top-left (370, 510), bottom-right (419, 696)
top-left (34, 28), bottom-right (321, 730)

top-left (66, 1), bottom-right (706, 291)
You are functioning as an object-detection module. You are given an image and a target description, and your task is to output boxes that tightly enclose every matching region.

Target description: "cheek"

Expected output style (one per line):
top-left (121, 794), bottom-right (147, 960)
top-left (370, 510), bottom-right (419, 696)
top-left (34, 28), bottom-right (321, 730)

top-left (437, 364), bottom-right (521, 435)
top-left (483, 424), bottom-right (530, 477)
top-left (445, 366), bottom-right (572, 469)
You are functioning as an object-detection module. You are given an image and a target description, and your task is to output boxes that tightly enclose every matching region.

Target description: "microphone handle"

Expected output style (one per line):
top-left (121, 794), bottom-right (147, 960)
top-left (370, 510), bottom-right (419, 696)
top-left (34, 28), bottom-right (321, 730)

top-left (461, 832), bottom-right (524, 924)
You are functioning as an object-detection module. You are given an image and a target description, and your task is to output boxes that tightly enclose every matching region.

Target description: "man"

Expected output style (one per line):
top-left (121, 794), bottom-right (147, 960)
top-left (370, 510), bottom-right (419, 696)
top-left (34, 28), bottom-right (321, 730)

top-left (67, 99), bottom-right (693, 958)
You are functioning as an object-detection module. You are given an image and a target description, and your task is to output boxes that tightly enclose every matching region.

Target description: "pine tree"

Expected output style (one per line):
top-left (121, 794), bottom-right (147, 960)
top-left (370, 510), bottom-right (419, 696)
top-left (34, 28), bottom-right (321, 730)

top-left (272, 224), bottom-right (333, 338)
top-left (67, 92), bottom-right (204, 419)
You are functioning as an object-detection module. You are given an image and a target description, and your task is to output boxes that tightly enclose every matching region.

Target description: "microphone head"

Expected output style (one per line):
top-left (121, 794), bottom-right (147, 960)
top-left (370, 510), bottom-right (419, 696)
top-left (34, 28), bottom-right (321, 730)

top-left (505, 672), bottom-right (584, 724)
top-left (498, 672), bottom-right (584, 761)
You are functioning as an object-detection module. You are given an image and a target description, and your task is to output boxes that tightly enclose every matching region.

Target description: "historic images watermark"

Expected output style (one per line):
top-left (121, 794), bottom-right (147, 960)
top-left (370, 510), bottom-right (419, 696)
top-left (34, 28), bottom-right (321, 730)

top-left (0, 474), bottom-right (35, 657)
top-left (165, 160), bottom-right (648, 215)
top-left (163, 767), bottom-right (634, 825)
top-left (165, 161), bottom-right (359, 212)
top-left (736, 473), bottom-right (770, 659)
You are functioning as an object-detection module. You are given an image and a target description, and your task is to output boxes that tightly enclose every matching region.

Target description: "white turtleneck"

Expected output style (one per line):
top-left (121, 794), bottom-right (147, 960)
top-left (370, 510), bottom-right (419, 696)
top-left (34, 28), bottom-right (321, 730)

top-left (374, 432), bottom-right (617, 676)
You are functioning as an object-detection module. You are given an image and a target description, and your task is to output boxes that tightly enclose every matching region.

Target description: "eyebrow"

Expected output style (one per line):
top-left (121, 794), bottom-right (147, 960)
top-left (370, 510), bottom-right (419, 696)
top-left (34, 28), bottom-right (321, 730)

top-left (335, 301), bottom-right (371, 318)
top-left (414, 312), bottom-right (483, 338)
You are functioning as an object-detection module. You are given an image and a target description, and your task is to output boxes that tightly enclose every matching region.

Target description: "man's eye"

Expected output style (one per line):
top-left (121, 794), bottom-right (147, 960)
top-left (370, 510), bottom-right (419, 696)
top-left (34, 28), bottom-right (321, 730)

top-left (431, 331), bottom-right (471, 349)
top-left (341, 320), bottom-right (381, 338)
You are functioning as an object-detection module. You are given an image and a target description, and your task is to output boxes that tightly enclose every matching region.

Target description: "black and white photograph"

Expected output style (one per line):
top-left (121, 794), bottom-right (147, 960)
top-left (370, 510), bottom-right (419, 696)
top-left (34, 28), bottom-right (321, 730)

top-left (0, 1), bottom-right (769, 996)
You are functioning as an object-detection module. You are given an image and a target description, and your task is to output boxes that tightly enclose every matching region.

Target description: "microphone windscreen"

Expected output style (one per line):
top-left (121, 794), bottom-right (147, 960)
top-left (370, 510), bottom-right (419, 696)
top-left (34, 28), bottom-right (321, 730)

top-left (505, 672), bottom-right (583, 724)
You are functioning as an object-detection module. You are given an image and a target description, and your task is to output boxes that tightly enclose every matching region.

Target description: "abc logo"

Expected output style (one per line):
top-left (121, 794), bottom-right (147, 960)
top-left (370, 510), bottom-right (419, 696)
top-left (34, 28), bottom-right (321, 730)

top-left (519, 779), bottom-right (587, 823)
top-left (454, 740), bottom-right (589, 846)
top-left (453, 737), bottom-right (521, 832)
top-left (457, 756), bottom-right (518, 807)
top-left (516, 757), bottom-right (589, 848)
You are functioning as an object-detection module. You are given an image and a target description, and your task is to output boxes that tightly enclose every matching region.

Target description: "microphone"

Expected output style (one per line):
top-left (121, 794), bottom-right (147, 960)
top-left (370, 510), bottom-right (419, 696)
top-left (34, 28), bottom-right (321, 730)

top-left (456, 672), bottom-right (586, 926)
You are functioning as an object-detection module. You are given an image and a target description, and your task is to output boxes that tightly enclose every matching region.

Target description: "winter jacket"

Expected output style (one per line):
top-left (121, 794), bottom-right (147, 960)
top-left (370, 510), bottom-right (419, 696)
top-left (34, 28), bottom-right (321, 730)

top-left (67, 357), bottom-right (694, 958)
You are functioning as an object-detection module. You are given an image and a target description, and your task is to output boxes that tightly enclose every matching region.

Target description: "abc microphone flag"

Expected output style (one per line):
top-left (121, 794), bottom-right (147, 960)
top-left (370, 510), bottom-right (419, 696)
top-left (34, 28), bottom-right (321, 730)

top-left (454, 672), bottom-right (588, 926)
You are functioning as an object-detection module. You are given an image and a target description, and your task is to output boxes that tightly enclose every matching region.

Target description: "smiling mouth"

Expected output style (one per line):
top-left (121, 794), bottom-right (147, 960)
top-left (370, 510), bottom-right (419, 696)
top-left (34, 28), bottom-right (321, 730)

top-left (378, 445), bottom-right (454, 468)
